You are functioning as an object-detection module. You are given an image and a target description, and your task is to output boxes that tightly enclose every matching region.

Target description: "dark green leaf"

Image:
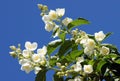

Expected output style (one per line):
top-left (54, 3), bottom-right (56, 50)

top-left (60, 50), bottom-right (84, 64)
top-left (35, 70), bottom-right (47, 81)
top-left (67, 18), bottom-right (90, 30)
top-left (58, 40), bottom-right (73, 58)
top-left (53, 73), bottom-right (64, 81)
top-left (104, 32), bottom-right (113, 39)
top-left (47, 40), bottom-right (62, 55)
top-left (96, 60), bottom-right (107, 73)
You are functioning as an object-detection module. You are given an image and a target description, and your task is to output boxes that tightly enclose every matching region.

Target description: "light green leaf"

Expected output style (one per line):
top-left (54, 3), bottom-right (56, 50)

top-left (59, 32), bottom-right (66, 42)
top-left (47, 40), bottom-right (62, 55)
top-left (67, 18), bottom-right (90, 30)
top-left (35, 70), bottom-right (47, 81)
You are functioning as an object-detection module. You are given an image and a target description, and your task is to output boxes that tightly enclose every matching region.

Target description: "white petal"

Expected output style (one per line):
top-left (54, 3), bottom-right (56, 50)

top-left (56, 8), bottom-right (65, 17)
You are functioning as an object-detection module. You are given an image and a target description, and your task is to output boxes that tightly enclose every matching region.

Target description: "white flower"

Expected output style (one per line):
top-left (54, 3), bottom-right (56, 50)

top-left (48, 10), bottom-right (58, 20)
top-left (83, 65), bottom-right (93, 74)
top-left (62, 17), bottom-right (73, 26)
top-left (74, 63), bottom-right (82, 72)
top-left (22, 50), bottom-right (31, 58)
top-left (34, 67), bottom-right (42, 74)
top-left (48, 39), bottom-right (62, 45)
top-left (37, 46), bottom-right (47, 56)
top-left (56, 8), bottom-right (65, 17)
top-left (95, 31), bottom-right (105, 41)
top-left (100, 46), bottom-right (110, 55)
top-left (42, 15), bottom-right (50, 23)
top-left (19, 59), bottom-right (31, 65)
top-left (84, 39), bottom-right (95, 49)
top-left (77, 56), bottom-right (84, 63)
top-left (84, 47), bottom-right (94, 55)
top-left (32, 54), bottom-right (41, 63)
top-left (25, 41), bottom-right (37, 51)
top-left (74, 76), bottom-right (82, 81)
top-left (21, 63), bottom-right (33, 73)
top-left (45, 22), bottom-right (54, 32)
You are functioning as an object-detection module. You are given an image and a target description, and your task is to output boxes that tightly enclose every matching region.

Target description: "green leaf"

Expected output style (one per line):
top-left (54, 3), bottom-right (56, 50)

top-left (47, 40), bottom-right (62, 55)
top-left (60, 50), bottom-right (84, 64)
top-left (35, 70), bottom-right (47, 81)
top-left (96, 60), bottom-right (107, 73)
top-left (104, 32), bottom-right (113, 39)
top-left (59, 32), bottom-right (66, 42)
top-left (49, 58), bottom-right (58, 67)
top-left (67, 18), bottom-right (90, 30)
top-left (53, 73), bottom-right (64, 81)
top-left (58, 40), bottom-right (73, 58)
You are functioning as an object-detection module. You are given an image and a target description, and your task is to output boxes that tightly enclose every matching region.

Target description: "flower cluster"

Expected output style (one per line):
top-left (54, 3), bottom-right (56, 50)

top-left (10, 41), bottom-right (47, 74)
top-left (10, 4), bottom-right (120, 81)
top-left (38, 4), bottom-right (73, 38)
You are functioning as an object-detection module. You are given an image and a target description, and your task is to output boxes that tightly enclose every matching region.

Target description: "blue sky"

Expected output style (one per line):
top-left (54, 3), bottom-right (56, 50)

top-left (1, 0), bottom-right (120, 81)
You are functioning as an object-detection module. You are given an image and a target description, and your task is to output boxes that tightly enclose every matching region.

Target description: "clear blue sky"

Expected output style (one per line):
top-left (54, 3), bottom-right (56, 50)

top-left (1, 0), bottom-right (120, 81)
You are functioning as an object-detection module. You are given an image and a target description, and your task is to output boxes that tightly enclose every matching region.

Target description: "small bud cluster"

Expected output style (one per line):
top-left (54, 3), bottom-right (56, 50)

top-left (10, 41), bottom-right (48, 74)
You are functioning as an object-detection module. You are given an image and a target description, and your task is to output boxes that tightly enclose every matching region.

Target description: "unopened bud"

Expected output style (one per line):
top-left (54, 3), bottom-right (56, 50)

top-left (16, 48), bottom-right (21, 53)
top-left (40, 61), bottom-right (46, 66)
top-left (61, 65), bottom-right (66, 71)
top-left (43, 5), bottom-right (48, 11)
top-left (65, 63), bottom-right (68, 66)
top-left (37, 4), bottom-right (43, 10)
top-left (56, 62), bottom-right (61, 67)
top-left (10, 46), bottom-right (16, 51)
top-left (56, 72), bottom-right (61, 75)
top-left (75, 38), bottom-right (81, 44)
top-left (9, 52), bottom-right (17, 58)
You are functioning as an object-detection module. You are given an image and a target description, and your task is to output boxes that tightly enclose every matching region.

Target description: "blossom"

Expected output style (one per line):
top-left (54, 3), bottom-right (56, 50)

top-left (37, 46), bottom-right (47, 56)
top-left (84, 39), bottom-right (95, 49)
top-left (62, 17), bottom-right (73, 26)
top-left (84, 47), bottom-right (94, 55)
top-left (22, 50), bottom-right (31, 58)
top-left (74, 76), bottom-right (82, 81)
top-left (45, 22), bottom-right (54, 32)
top-left (21, 62), bottom-right (33, 74)
top-left (42, 15), bottom-right (50, 23)
top-left (34, 67), bottom-right (42, 74)
top-left (83, 65), bottom-right (93, 74)
top-left (25, 41), bottom-right (37, 51)
top-left (32, 54), bottom-right (41, 63)
top-left (74, 63), bottom-right (82, 72)
top-left (56, 8), bottom-right (65, 17)
top-left (95, 31), bottom-right (105, 41)
top-left (19, 59), bottom-right (31, 65)
top-left (48, 10), bottom-right (58, 20)
top-left (100, 46), bottom-right (110, 55)
top-left (77, 56), bottom-right (84, 63)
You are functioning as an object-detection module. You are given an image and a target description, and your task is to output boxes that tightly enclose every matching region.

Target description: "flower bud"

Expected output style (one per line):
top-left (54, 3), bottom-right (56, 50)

top-left (40, 61), bottom-right (46, 66)
top-left (9, 52), bottom-right (17, 58)
top-left (56, 62), bottom-right (61, 67)
top-left (61, 65), bottom-right (66, 71)
top-left (10, 46), bottom-right (16, 51)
